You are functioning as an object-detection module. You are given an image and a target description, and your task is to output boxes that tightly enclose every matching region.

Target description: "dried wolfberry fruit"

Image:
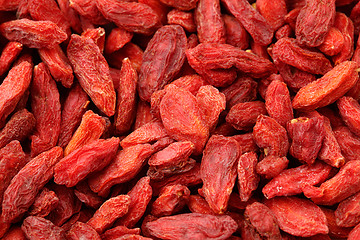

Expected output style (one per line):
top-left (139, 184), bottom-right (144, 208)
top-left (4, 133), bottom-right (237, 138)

top-left (57, 83), bottom-right (89, 148)
top-left (187, 195), bottom-right (215, 215)
top-left (64, 110), bottom-right (106, 156)
top-left (303, 160), bottom-right (360, 205)
top-left (337, 96), bottom-right (360, 137)
top-left (1, 147), bottom-right (63, 223)
top-left (334, 126), bottom-right (360, 162)
top-left (160, 85), bottom-right (209, 155)
top-left (222, 0), bottom-right (274, 45)
top-left (223, 14), bottom-right (249, 50)
top-left (194, 0), bottom-right (225, 43)
top-left (115, 176), bottom-right (152, 228)
top-left (66, 222), bottom-right (101, 240)
top-left (318, 27), bottom-right (345, 56)
top-left (293, 61), bottom-right (359, 111)
top-left (105, 28), bottom-right (133, 55)
top-left (138, 25), bottom-right (186, 101)
top-left (273, 37), bottom-right (333, 75)
top-left (226, 101), bottom-right (267, 131)
top-left (151, 184), bottom-right (190, 217)
top-left (134, 100), bottom-right (153, 130)
top-left (256, 155), bottom-right (289, 179)
top-left (81, 27), bottom-right (105, 54)
top-left (196, 85), bottom-right (226, 130)
top-left (57, 0), bottom-right (82, 34)
top-left (245, 202), bottom-right (281, 239)
top-left (171, 74), bottom-right (208, 96)
top-left (287, 116), bottom-right (325, 164)
top-left (350, 0), bottom-right (360, 35)
top-left (231, 133), bottom-right (259, 154)
top-left (88, 144), bottom-right (153, 197)
top-left (0, 41), bottom-right (23, 77)
top-left (273, 56), bottom-right (316, 92)
top-left (114, 58), bottom-right (138, 135)
top-left (151, 163), bottom-right (202, 196)
top-left (69, 0), bottom-right (108, 25)
top-left (30, 63), bottom-right (61, 157)
top-left (237, 152), bottom-right (259, 202)
top-left (0, 61), bottom-right (32, 128)
top-left (265, 80), bottom-right (293, 128)
top-left (253, 114), bottom-right (289, 158)
top-left (121, 120), bottom-right (168, 148)
top-left (0, 19), bottom-right (67, 48)
top-left (67, 34), bottom-right (116, 117)
top-left (186, 43), bottom-right (277, 86)
top-left (47, 184), bottom-right (81, 226)
top-left (0, 109), bottom-right (35, 149)
top-left (102, 226), bottom-right (141, 240)
top-left (221, 76), bottom-right (257, 109)
top-left (265, 196), bottom-right (328, 237)
top-left (148, 141), bottom-right (195, 180)
top-left (167, 9), bottom-right (196, 33)
top-left (159, 0), bottom-right (197, 10)
top-left (200, 135), bottom-right (240, 214)
top-left (106, 42), bottom-right (144, 72)
top-left (275, 24), bottom-right (294, 40)
top-left (96, 0), bottom-right (161, 35)
top-left (332, 13), bottom-right (355, 65)
top-left (335, 191), bottom-right (360, 227)
top-left (28, 188), bottom-right (59, 218)
top-left (256, 0), bottom-right (287, 31)
top-left (0, 0), bottom-right (21, 11)
top-left (251, 41), bottom-right (270, 60)
top-left (295, 0), bottom-right (336, 47)
top-left (348, 223), bottom-right (360, 240)
top-left (317, 116), bottom-right (345, 167)
top-left (144, 213), bottom-right (238, 239)
top-left (321, 207), bottom-right (352, 239)
top-left (21, 216), bottom-right (65, 240)
top-left (28, 0), bottom-right (71, 37)
top-left (87, 195), bottom-right (131, 234)
top-left (1, 226), bottom-right (26, 239)
top-left (38, 46), bottom-right (74, 88)
top-left (0, 140), bottom-right (27, 205)
top-left (74, 181), bottom-right (104, 209)
top-left (54, 137), bottom-right (119, 188)
top-left (262, 161), bottom-right (332, 199)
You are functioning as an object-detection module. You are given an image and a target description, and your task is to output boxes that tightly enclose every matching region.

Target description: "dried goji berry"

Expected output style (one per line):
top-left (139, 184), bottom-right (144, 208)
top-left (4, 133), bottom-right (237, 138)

top-left (0, 61), bottom-right (32, 128)
top-left (30, 63), bottom-right (61, 157)
top-left (96, 0), bottom-right (161, 35)
top-left (67, 34), bottom-right (116, 117)
top-left (64, 110), bottom-right (106, 156)
top-left (292, 61), bottom-right (359, 111)
top-left (138, 25), bottom-right (187, 101)
top-left (104, 27), bottom-right (133, 55)
top-left (28, 188), bottom-right (59, 218)
top-left (54, 137), bottom-right (119, 188)
top-left (87, 195), bottom-right (131, 233)
top-left (223, 14), bottom-right (249, 50)
top-left (115, 176), bottom-right (152, 228)
top-left (264, 196), bottom-right (329, 237)
top-left (0, 19), bottom-right (67, 48)
top-left (144, 213), bottom-right (238, 240)
top-left (1, 147), bottom-right (63, 223)
top-left (21, 216), bottom-right (65, 240)
top-left (222, 0), bottom-right (274, 45)
top-left (88, 144), bottom-right (153, 197)
top-left (167, 9), bottom-right (196, 33)
top-left (295, 0), bottom-right (336, 47)
top-left (262, 161), bottom-right (332, 199)
top-left (194, 0), bottom-right (225, 43)
top-left (0, 41), bottom-right (23, 77)
top-left (237, 152), bottom-right (259, 202)
top-left (200, 135), bottom-right (240, 214)
top-left (66, 222), bottom-right (101, 240)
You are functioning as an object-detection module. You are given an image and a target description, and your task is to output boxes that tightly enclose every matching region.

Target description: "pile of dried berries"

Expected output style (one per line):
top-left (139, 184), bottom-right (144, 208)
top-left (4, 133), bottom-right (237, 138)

top-left (2, 0), bottom-right (360, 239)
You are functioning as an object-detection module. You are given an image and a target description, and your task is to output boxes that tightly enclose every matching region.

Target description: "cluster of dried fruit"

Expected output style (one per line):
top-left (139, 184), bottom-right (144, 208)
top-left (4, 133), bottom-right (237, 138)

top-left (2, 0), bottom-right (360, 239)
